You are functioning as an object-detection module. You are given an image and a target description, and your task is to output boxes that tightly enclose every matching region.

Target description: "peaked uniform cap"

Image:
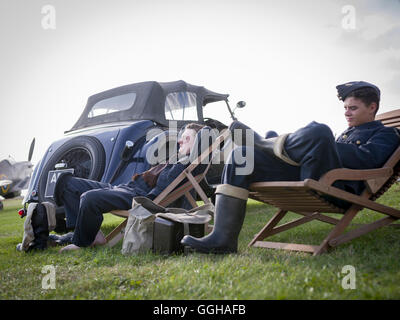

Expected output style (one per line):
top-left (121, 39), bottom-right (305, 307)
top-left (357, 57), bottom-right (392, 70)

top-left (336, 81), bottom-right (380, 101)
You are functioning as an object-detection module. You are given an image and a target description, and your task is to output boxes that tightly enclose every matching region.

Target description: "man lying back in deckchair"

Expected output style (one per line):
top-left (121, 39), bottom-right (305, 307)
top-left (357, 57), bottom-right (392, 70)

top-left (182, 81), bottom-right (400, 254)
top-left (54, 123), bottom-right (205, 252)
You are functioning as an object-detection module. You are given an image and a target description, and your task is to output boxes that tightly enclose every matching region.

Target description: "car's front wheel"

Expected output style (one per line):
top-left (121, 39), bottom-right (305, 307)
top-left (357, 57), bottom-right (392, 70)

top-left (37, 136), bottom-right (106, 232)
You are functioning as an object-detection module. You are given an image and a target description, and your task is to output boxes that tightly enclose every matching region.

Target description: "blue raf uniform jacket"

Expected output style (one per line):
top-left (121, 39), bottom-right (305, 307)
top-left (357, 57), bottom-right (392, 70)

top-left (122, 162), bottom-right (186, 200)
top-left (335, 120), bottom-right (400, 194)
top-left (123, 158), bottom-right (206, 201)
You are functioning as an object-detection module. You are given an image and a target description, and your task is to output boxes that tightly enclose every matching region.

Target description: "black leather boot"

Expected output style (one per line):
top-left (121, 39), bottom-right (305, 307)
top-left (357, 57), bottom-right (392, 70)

top-left (229, 120), bottom-right (299, 166)
top-left (229, 120), bottom-right (276, 156)
top-left (181, 185), bottom-right (248, 254)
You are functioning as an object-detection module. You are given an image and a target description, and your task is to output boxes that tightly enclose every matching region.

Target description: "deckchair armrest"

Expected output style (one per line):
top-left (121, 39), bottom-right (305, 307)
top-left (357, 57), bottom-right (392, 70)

top-left (319, 167), bottom-right (393, 186)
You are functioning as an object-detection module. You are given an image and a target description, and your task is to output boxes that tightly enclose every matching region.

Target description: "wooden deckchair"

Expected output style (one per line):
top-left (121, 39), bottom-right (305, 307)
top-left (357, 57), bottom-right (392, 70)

top-left (248, 109), bottom-right (400, 255)
top-left (105, 128), bottom-right (230, 247)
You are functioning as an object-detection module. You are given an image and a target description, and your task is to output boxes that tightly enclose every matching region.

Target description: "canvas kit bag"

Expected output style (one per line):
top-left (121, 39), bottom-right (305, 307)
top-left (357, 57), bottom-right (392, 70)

top-left (121, 196), bottom-right (213, 255)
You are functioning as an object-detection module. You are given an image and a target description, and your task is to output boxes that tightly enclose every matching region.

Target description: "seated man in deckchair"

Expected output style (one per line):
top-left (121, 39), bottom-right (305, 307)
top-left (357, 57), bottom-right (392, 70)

top-left (181, 81), bottom-right (400, 254)
top-left (55, 123), bottom-right (205, 252)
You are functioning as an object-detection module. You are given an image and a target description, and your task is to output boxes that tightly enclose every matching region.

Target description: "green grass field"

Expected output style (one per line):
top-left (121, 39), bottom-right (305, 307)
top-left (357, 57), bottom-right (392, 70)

top-left (1, 185), bottom-right (400, 300)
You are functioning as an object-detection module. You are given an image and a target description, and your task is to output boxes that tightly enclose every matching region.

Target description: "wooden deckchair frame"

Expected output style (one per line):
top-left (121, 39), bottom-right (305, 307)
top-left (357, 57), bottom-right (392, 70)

top-left (248, 109), bottom-right (400, 255)
top-left (105, 129), bottom-right (230, 247)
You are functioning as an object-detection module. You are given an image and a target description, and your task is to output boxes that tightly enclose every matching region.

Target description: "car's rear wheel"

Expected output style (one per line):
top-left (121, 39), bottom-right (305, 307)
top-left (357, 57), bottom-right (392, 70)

top-left (37, 136), bottom-right (106, 232)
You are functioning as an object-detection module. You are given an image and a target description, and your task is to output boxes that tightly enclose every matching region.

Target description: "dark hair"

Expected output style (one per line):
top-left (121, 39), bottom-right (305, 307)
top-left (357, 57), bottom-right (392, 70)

top-left (184, 123), bottom-right (205, 133)
top-left (347, 87), bottom-right (380, 114)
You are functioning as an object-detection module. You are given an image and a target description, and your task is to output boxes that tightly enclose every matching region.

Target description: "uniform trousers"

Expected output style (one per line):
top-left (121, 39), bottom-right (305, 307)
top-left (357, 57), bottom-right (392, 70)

top-left (57, 175), bottom-right (144, 247)
top-left (222, 121), bottom-right (349, 207)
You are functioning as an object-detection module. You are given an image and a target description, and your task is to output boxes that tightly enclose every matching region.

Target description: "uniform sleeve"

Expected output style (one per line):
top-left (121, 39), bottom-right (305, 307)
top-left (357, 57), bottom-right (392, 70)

top-left (336, 127), bottom-right (399, 169)
top-left (146, 163), bottom-right (186, 200)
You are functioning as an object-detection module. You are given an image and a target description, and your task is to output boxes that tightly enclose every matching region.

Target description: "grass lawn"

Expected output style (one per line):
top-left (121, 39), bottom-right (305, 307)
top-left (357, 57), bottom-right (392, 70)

top-left (1, 184), bottom-right (400, 300)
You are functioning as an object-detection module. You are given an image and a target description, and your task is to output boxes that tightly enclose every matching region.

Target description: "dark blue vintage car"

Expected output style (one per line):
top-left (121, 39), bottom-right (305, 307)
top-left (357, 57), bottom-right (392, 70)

top-left (22, 80), bottom-right (244, 231)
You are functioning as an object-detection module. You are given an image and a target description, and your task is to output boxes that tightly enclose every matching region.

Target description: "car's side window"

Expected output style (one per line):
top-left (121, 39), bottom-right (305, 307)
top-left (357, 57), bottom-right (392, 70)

top-left (165, 92), bottom-right (198, 121)
top-left (88, 92), bottom-right (137, 118)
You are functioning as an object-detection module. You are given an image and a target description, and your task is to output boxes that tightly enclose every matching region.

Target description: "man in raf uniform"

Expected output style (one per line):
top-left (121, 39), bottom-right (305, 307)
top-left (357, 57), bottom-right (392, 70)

top-left (53, 123), bottom-right (205, 252)
top-left (182, 81), bottom-right (400, 254)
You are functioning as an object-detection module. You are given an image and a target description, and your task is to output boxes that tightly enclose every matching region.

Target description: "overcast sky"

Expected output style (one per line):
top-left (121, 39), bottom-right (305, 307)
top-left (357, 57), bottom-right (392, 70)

top-left (1, 0), bottom-right (399, 165)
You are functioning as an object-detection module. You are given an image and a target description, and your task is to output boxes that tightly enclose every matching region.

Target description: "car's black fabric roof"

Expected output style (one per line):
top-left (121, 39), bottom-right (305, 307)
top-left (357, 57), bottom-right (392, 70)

top-left (69, 80), bottom-right (229, 131)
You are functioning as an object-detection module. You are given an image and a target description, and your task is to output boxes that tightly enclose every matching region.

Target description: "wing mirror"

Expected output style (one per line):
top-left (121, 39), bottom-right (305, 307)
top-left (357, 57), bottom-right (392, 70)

top-left (232, 101), bottom-right (246, 117)
top-left (236, 101), bottom-right (246, 109)
top-left (225, 100), bottom-right (246, 121)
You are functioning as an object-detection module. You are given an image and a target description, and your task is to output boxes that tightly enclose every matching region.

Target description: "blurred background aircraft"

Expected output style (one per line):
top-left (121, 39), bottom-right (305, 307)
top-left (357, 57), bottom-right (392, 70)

top-left (0, 138), bottom-right (35, 210)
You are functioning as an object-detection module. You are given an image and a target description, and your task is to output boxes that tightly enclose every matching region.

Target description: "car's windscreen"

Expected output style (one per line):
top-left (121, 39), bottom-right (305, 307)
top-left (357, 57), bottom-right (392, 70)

top-left (88, 92), bottom-right (137, 118)
top-left (203, 100), bottom-right (232, 124)
top-left (165, 91), bottom-right (198, 121)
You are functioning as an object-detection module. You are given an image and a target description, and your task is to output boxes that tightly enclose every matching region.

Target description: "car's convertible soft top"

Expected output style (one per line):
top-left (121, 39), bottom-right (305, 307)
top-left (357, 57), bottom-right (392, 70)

top-left (69, 80), bottom-right (229, 132)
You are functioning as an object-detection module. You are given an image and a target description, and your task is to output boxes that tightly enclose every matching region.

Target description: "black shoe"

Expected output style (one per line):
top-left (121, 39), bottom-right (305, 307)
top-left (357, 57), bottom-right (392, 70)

top-left (48, 232), bottom-right (74, 246)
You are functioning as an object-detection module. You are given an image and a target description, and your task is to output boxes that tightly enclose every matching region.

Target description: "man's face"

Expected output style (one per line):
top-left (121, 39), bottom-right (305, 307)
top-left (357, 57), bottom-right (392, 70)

top-left (178, 128), bottom-right (197, 156)
top-left (343, 97), bottom-right (377, 127)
